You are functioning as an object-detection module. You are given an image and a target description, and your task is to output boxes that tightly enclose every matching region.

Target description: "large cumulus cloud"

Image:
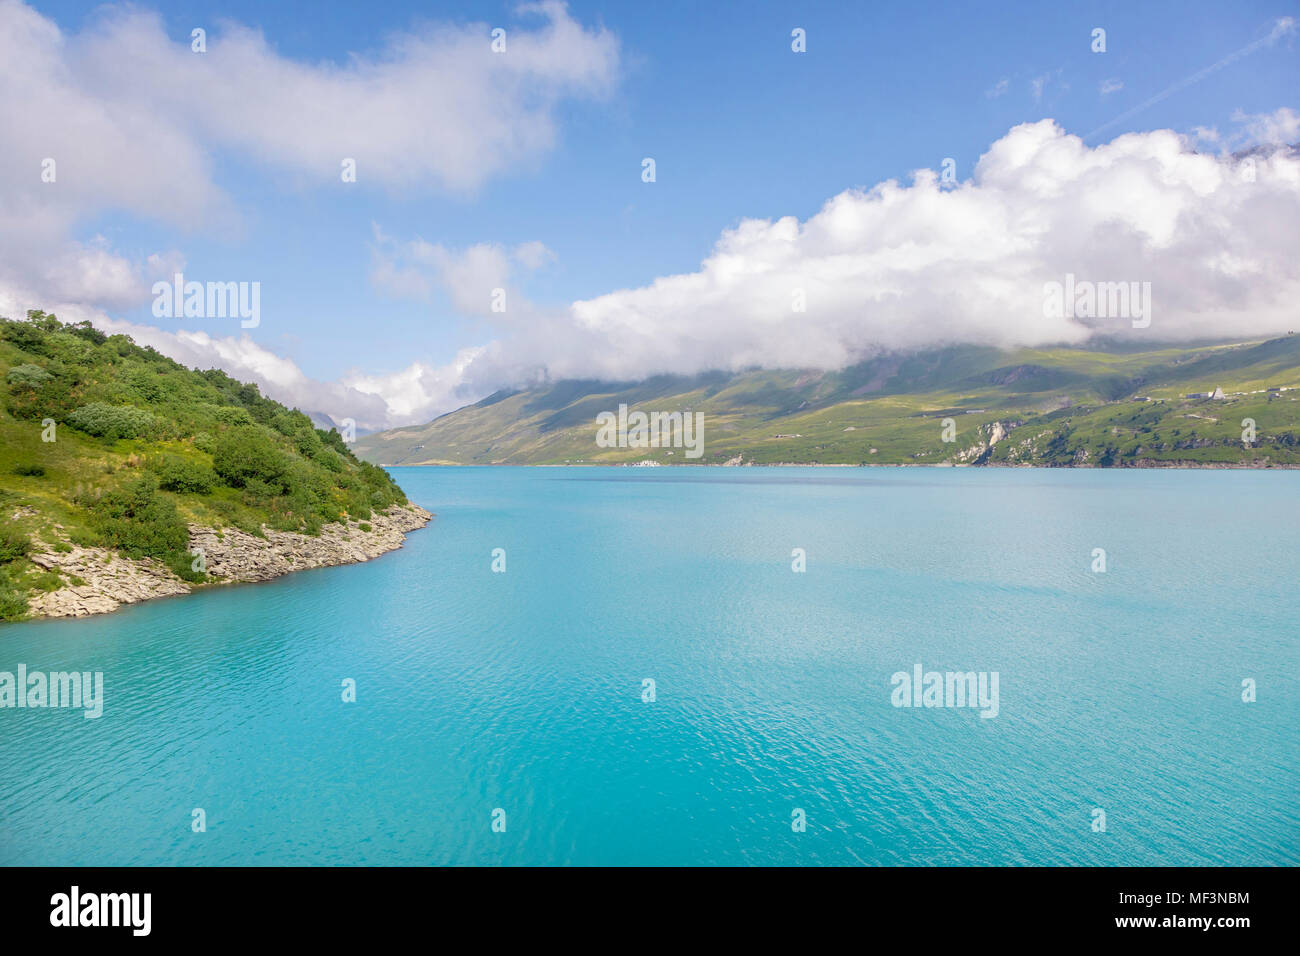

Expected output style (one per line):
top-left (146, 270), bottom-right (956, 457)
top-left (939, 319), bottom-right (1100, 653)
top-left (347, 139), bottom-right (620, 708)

top-left (527, 120), bottom-right (1300, 382)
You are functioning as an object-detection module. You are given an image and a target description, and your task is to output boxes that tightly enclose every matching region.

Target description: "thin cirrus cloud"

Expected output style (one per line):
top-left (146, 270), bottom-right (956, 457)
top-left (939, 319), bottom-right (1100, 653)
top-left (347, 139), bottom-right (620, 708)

top-left (369, 227), bottom-right (556, 319)
top-left (985, 77), bottom-right (1010, 99)
top-left (1030, 69), bottom-right (1065, 103)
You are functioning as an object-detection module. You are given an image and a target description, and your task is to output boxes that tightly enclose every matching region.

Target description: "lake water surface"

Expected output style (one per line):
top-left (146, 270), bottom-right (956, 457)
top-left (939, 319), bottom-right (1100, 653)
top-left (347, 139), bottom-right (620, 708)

top-left (1, 467), bottom-right (1296, 865)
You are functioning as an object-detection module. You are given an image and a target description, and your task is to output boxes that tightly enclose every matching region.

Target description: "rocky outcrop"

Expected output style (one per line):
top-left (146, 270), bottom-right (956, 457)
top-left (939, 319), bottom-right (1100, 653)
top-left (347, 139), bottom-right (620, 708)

top-left (955, 420), bottom-right (1021, 463)
top-left (24, 503), bottom-right (432, 619)
top-left (189, 503), bottom-right (431, 583)
top-left (28, 548), bottom-right (190, 618)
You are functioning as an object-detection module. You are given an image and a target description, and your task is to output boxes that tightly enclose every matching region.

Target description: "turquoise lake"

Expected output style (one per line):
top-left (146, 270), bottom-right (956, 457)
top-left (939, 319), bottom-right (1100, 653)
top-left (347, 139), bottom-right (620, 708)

top-left (1, 467), bottom-right (1296, 866)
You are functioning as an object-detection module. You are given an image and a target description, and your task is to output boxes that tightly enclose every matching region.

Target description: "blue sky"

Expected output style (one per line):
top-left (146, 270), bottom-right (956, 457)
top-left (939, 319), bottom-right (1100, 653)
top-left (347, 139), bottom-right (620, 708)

top-left (3, 1), bottom-right (1298, 425)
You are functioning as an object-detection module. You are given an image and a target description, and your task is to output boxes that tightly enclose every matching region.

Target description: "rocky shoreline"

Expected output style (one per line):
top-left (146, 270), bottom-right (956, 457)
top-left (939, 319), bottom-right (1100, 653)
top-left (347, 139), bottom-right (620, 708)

top-left (25, 502), bottom-right (432, 619)
top-left (578, 459), bottom-right (1300, 469)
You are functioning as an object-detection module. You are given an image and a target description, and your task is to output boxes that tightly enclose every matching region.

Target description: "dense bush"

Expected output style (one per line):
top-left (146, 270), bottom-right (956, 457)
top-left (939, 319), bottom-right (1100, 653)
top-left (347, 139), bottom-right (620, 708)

top-left (359, 461), bottom-right (406, 507)
top-left (0, 571), bottom-right (28, 621)
top-left (6, 364), bottom-right (52, 387)
top-left (0, 315), bottom-right (52, 355)
top-left (273, 410), bottom-right (314, 437)
top-left (66, 320), bottom-right (107, 346)
top-left (12, 463), bottom-right (46, 477)
top-left (126, 368), bottom-right (166, 403)
top-left (77, 474), bottom-right (202, 580)
top-left (0, 523), bottom-right (31, 562)
top-left (149, 455), bottom-right (216, 494)
top-left (318, 427), bottom-right (350, 457)
top-left (4, 357), bottom-right (79, 421)
top-left (310, 446), bottom-right (344, 472)
top-left (66, 402), bottom-right (161, 440)
top-left (212, 428), bottom-right (288, 491)
top-left (214, 406), bottom-right (254, 426)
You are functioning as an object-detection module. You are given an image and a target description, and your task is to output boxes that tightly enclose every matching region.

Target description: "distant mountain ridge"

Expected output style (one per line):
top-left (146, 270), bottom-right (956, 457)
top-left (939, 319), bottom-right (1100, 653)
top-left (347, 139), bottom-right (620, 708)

top-left (353, 336), bottom-right (1300, 468)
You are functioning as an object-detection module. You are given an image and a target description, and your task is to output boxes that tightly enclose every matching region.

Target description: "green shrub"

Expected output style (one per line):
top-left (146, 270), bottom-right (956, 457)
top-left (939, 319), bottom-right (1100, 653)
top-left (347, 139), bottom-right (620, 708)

top-left (66, 320), bottom-right (107, 346)
top-left (12, 463), bottom-right (46, 477)
top-left (6, 364), bottom-right (52, 387)
top-left (66, 402), bottom-right (161, 440)
top-left (3, 359), bottom-right (78, 421)
top-left (318, 427), bottom-right (350, 456)
top-left (79, 474), bottom-right (188, 562)
top-left (1, 318), bottom-right (49, 355)
top-left (212, 429), bottom-right (288, 492)
top-left (126, 368), bottom-right (165, 404)
top-left (0, 524), bottom-right (32, 563)
top-left (310, 446), bottom-right (344, 472)
top-left (0, 581), bottom-right (28, 621)
top-left (240, 476), bottom-right (280, 501)
top-left (167, 550), bottom-right (207, 584)
top-left (29, 570), bottom-right (63, 592)
top-left (293, 427), bottom-right (322, 455)
top-left (149, 455), bottom-right (216, 494)
top-left (215, 406), bottom-right (254, 426)
top-left (272, 411), bottom-right (314, 437)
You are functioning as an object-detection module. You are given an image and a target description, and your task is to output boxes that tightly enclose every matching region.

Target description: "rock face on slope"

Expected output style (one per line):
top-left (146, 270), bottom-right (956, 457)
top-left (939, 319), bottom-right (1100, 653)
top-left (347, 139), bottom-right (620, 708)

top-left (955, 420), bottom-right (1022, 464)
top-left (25, 503), bottom-right (432, 619)
top-left (189, 502), bottom-right (431, 584)
top-left (28, 548), bottom-right (190, 618)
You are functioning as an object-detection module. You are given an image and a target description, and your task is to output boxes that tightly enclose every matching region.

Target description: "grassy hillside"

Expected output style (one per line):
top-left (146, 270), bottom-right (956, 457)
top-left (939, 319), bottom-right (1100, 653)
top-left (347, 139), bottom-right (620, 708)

top-left (354, 337), bottom-right (1300, 468)
top-left (0, 310), bottom-right (408, 621)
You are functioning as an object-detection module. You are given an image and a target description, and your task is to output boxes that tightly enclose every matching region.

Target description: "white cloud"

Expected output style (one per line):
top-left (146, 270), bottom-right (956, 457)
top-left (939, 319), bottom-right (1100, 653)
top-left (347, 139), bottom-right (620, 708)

top-left (1100, 78), bottom-right (1124, 96)
top-left (20, 306), bottom-right (482, 431)
top-left (370, 227), bottom-right (554, 318)
top-left (1190, 107), bottom-right (1300, 154)
top-left (513, 240), bottom-right (557, 270)
top-left (342, 347), bottom-right (489, 423)
top-left (460, 119), bottom-right (1300, 387)
top-left (0, 0), bottom-right (608, 426)
top-left (985, 78), bottom-right (1010, 99)
top-left (1231, 106), bottom-right (1300, 147)
top-left (0, 0), bottom-right (619, 319)
top-left (0, 0), bottom-right (616, 426)
top-left (3, 0), bottom-right (1297, 429)
top-left (19, 118), bottom-right (1299, 428)
top-left (68, 0), bottom-right (619, 194)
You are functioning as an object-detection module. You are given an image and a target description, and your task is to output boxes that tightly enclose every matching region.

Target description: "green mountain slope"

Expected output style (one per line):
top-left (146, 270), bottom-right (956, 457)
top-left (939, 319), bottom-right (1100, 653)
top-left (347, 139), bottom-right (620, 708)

top-left (0, 310), bottom-right (409, 621)
top-left (354, 337), bottom-right (1300, 468)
